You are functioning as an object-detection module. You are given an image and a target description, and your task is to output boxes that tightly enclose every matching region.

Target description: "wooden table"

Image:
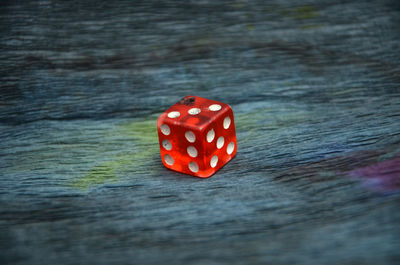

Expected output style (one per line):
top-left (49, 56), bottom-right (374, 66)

top-left (1, 1), bottom-right (399, 264)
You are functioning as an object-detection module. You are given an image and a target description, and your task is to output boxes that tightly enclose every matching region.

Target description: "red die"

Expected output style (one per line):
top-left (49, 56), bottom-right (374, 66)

top-left (157, 95), bottom-right (237, 178)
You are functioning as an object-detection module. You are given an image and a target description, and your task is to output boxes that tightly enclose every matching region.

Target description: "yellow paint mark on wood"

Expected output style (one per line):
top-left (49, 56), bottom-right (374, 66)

top-left (70, 117), bottom-right (159, 190)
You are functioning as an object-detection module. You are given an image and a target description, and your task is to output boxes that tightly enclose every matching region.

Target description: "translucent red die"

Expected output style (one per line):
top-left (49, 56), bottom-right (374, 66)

top-left (157, 95), bottom-right (237, 178)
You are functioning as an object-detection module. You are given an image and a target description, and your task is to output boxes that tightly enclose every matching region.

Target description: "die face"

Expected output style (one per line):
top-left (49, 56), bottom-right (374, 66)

top-left (157, 117), bottom-right (206, 177)
top-left (157, 95), bottom-right (237, 178)
top-left (201, 106), bottom-right (237, 177)
top-left (160, 96), bottom-right (232, 131)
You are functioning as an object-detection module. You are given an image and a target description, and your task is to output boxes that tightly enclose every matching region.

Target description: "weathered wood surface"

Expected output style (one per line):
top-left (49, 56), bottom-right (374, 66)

top-left (1, 0), bottom-right (400, 264)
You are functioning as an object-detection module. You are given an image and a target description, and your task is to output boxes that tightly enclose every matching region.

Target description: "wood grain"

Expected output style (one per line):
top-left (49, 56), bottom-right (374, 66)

top-left (1, 0), bottom-right (400, 264)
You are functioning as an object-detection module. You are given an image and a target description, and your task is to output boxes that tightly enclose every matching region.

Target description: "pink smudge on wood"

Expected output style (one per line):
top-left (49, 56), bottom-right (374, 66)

top-left (348, 156), bottom-right (400, 193)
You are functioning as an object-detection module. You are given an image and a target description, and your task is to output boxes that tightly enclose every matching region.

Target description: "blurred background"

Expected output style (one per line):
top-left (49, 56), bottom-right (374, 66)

top-left (1, 0), bottom-right (399, 264)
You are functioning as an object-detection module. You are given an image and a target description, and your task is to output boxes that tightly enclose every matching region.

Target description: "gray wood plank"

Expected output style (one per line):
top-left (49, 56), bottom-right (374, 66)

top-left (1, 0), bottom-right (400, 264)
